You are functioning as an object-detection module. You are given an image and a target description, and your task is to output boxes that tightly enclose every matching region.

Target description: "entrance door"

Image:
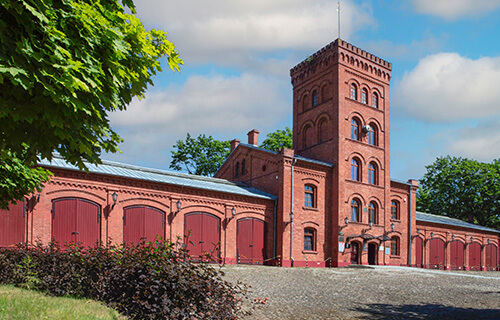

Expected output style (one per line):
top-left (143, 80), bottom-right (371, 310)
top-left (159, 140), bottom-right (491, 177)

top-left (237, 218), bottom-right (265, 265)
top-left (450, 241), bottom-right (464, 270)
top-left (52, 198), bottom-right (100, 247)
top-left (123, 206), bottom-right (165, 244)
top-left (350, 242), bottom-right (360, 264)
top-left (429, 238), bottom-right (445, 269)
top-left (469, 242), bottom-right (481, 271)
top-left (415, 237), bottom-right (423, 268)
top-left (184, 212), bottom-right (220, 261)
top-left (0, 201), bottom-right (25, 246)
top-left (368, 243), bottom-right (377, 265)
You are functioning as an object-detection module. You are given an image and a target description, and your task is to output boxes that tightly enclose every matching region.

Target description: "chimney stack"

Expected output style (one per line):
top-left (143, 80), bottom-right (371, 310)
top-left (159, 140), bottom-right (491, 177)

top-left (247, 129), bottom-right (259, 146)
top-left (230, 139), bottom-right (240, 152)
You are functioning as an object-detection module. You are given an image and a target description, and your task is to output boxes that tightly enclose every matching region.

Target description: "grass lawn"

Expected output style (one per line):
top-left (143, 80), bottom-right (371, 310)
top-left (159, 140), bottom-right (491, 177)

top-left (0, 285), bottom-right (125, 320)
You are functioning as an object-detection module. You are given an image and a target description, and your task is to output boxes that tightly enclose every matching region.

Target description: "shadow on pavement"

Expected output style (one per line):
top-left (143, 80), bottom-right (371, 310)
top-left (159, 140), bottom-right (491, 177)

top-left (353, 303), bottom-right (500, 320)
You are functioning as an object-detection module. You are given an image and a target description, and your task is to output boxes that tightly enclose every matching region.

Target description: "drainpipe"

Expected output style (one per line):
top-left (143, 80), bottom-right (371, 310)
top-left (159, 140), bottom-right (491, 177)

top-left (408, 185), bottom-right (413, 267)
top-left (290, 158), bottom-right (297, 267)
top-left (273, 199), bottom-right (277, 261)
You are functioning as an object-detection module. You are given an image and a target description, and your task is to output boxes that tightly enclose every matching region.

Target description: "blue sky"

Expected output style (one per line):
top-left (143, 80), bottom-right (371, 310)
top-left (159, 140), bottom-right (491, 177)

top-left (105, 0), bottom-right (500, 181)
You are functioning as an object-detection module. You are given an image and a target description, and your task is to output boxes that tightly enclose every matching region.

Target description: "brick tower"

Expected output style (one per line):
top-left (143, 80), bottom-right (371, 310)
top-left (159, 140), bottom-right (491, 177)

top-left (290, 39), bottom-right (393, 266)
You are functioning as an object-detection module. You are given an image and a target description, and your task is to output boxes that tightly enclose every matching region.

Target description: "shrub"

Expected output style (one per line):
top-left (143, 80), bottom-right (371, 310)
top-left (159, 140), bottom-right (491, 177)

top-left (0, 240), bottom-right (249, 319)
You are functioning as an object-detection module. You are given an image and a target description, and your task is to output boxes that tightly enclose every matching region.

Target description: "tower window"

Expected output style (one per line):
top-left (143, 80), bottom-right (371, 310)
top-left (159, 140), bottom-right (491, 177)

top-left (368, 162), bottom-right (377, 185)
top-left (304, 228), bottom-right (316, 251)
top-left (304, 185), bottom-right (316, 208)
top-left (367, 124), bottom-right (377, 146)
top-left (312, 90), bottom-right (318, 107)
top-left (350, 84), bottom-right (357, 100)
top-left (351, 158), bottom-right (360, 181)
top-left (372, 92), bottom-right (379, 108)
top-left (351, 199), bottom-right (360, 222)
top-left (351, 118), bottom-right (360, 141)
top-left (361, 88), bottom-right (368, 104)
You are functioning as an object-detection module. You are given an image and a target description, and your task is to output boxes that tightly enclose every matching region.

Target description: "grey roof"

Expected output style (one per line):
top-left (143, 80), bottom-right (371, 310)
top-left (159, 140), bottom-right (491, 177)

top-left (416, 211), bottom-right (500, 234)
top-left (39, 155), bottom-right (276, 200)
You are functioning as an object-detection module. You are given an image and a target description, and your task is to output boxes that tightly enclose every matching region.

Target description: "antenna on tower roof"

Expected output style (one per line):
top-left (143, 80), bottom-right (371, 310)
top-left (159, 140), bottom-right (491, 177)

top-left (337, 1), bottom-right (341, 39)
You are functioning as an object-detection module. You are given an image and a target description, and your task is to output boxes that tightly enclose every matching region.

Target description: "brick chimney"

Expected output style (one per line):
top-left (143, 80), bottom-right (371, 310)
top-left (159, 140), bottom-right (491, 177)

top-left (230, 139), bottom-right (240, 152)
top-left (247, 129), bottom-right (259, 146)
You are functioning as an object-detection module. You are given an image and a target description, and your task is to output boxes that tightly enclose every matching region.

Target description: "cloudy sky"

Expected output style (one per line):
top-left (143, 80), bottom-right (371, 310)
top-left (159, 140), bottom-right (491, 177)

top-left (105, 0), bottom-right (500, 181)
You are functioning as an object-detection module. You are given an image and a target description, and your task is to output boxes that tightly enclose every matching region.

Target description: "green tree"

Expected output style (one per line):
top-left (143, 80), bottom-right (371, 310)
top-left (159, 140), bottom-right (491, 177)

top-left (417, 156), bottom-right (500, 229)
top-left (169, 134), bottom-right (230, 177)
top-left (259, 127), bottom-right (293, 152)
top-left (0, 0), bottom-right (182, 208)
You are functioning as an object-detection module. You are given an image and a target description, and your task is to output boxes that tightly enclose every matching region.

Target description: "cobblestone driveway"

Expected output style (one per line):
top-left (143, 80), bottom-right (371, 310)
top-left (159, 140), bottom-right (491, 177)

top-left (222, 265), bottom-right (500, 320)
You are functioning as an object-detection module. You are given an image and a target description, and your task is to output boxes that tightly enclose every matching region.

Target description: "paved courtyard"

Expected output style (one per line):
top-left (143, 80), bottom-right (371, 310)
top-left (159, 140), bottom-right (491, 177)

top-left (221, 265), bottom-right (500, 320)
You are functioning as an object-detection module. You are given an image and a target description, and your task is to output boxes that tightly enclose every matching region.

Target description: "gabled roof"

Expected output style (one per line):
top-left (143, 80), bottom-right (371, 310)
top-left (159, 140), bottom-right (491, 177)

top-left (416, 211), bottom-right (499, 234)
top-left (39, 155), bottom-right (276, 200)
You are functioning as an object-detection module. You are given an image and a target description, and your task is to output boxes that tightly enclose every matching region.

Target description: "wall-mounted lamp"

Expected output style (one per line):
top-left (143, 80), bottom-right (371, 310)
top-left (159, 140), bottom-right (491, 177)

top-left (391, 223), bottom-right (395, 232)
top-left (451, 234), bottom-right (455, 241)
top-left (430, 232), bottom-right (434, 238)
top-left (416, 228), bottom-right (420, 234)
top-left (173, 200), bottom-right (182, 216)
top-left (111, 192), bottom-right (118, 208)
top-left (339, 217), bottom-right (349, 231)
top-left (487, 239), bottom-right (490, 244)
top-left (470, 236), bottom-right (474, 243)
top-left (231, 207), bottom-right (236, 218)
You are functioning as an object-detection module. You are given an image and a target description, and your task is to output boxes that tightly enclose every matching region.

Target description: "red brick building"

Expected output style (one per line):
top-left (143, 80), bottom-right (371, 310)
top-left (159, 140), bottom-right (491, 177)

top-left (1, 39), bottom-right (498, 270)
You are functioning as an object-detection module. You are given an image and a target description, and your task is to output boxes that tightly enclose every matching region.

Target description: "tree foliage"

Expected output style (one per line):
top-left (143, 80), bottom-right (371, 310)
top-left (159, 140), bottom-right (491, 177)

top-left (0, 0), bottom-right (182, 207)
top-left (170, 133), bottom-right (230, 177)
top-left (259, 126), bottom-right (293, 152)
top-left (417, 156), bottom-right (500, 229)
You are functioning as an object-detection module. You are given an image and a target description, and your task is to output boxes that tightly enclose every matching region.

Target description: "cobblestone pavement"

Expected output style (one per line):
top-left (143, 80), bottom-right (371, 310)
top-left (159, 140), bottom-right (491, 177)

top-left (221, 265), bottom-right (500, 320)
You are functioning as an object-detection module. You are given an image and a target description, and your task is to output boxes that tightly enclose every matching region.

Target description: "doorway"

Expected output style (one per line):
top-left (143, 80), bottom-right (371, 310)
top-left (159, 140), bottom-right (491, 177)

top-left (368, 243), bottom-right (378, 265)
top-left (350, 241), bottom-right (360, 264)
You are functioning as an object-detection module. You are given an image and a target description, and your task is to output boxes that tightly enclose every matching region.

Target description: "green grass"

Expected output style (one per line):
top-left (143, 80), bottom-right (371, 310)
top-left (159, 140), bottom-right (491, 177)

top-left (0, 285), bottom-right (125, 320)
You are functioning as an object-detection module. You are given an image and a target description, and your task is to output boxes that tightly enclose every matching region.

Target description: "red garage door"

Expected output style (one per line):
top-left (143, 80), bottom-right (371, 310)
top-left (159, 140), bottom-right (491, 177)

top-left (237, 218), bottom-right (265, 265)
top-left (450, 241), bottom-right (465, 270)
top-left (414, 237), bottom-right (423, 268)
top-left (52, 198), bottom-right (100, 247)
top-left (0, 201), bottom-right (26, 246)
top-left (184, 212), bottom-right (220, 261)
top-left (429, 238), bottom-right (445, 269)
top-left (123, 206), bottom-right (165, 244)
top-left (469, 242), bottom-right (481, 271)
top-left (485, 244), bottom-right (498, 271)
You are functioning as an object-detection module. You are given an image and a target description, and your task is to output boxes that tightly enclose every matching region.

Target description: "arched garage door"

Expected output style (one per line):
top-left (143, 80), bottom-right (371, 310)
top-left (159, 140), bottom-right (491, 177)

top-left (0, 201), bottom-right (26, 246)
top-left (469, 242), bottom-right (481, 271)
top-left (485, 244), bottom-right (498, 271)
top-left (237, 218), bottom-right (265, 265)
top-left (184, 212), bottom-right (220, 260)
top-left (414, 237), bottom-right (423, 268)
top-left (429, 238), bottom-right (445, 269)
top-left (123, 206), bottom-right (165, 244)
top-left (52, 198), bottom-right (100, 247)
top-left (450, 241), bottom-right (465, 270)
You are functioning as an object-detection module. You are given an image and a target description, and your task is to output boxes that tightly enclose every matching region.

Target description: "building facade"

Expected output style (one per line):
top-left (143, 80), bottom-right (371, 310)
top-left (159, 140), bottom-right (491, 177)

top-left (1, 39), bottom-right (498, 270)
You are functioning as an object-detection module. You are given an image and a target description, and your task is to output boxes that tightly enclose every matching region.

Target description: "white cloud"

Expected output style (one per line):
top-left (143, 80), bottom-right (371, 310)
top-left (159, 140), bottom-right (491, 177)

top-left (134, 0), bottom-right (376, 66)
top-left (393, 52), bottom-right (500, 122)
top-left (412, 0), bottom-right (500, 20)
top-left (441, 120), bottom-right (500, 161)
top-left (106, 72), bottom-right (290, 168)
top-left (363, 34), bottom-right (448, 61)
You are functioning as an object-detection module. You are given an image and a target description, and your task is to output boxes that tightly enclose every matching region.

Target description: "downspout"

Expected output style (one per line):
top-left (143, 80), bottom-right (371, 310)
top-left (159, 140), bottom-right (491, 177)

top-left (290, 158), bottom-right (297, 267)
top-left (273, 199), bottom-right (278, 261)
top-left (408, 185), bottom-right (413, 267)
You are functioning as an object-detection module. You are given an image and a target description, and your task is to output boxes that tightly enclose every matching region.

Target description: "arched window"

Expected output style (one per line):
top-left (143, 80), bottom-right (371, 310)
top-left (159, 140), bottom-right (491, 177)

top-left (303, 95), bottom-right (310, 111)
top-left (351, 118), bottom-right (359, 140)
top-left (304, 185), bottom-right (316, 208)
top-left (361, 88), bottom-right (368, 104)
top-left (303, 125), bottom-right (313, 148)
top-left (368, 202), bottom-right (377, 224)
top-left (350, 199), bottom-right (360, 222)
top-left (368, 162), bottom-right (377, 185)
top-left (372, 92), bottom-right (379, 108)
top-left (312, 90), bottom-right (318, 107)
top-left (391, 236), bottom-right (400, 256)
top-left (367, 124), bottom-right (377, 146)
top-left (235, 162), bottom-right (240, 178)
top-left (304, 228), bottom-right (316, 251)
top-left (391, 201), bottom-right (399, 220)
top-left (350, 83), bottom-right (357, 100)
top-left (351, 158), bottom-right (360, 181)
